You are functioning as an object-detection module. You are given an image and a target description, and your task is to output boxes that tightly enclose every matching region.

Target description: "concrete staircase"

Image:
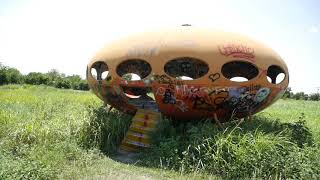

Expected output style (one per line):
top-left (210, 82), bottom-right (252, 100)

top-left (119, 109), bottom-right (161, 152)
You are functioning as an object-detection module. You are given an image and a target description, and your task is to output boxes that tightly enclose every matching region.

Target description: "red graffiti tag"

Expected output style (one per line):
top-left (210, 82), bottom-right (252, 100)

top-left (218, 44), bottom-right (255, 61)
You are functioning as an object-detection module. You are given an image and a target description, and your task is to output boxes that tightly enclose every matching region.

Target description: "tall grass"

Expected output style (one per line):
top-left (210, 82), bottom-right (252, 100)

top-left (1, 85), bottom-right (320, 179)
top-left (0, 85), bottom-right (130, 179)
top-left (141, 115), bottom-right (320, 179)
top-left (80, 106), bottom-right (132, 154)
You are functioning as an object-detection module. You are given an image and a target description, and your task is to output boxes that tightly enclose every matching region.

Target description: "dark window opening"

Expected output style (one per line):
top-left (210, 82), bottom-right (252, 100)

top-left (91, 61), bottom-right (109, 81)
top-left (222, 61), bottom-right (259, 82)
top-left (164, 57), bottom-right (209, 80)
top-left (123, 87), bottom-right (158, 110)
top-left (117, 59), bottom-right (151, 80)
top-left (123, 87), bottom-right (154, 100)
top-left (267, 65), bottom-right (285, 84)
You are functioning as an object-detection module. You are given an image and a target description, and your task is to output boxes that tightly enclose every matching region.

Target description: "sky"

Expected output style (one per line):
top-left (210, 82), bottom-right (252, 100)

top-left (0, 0), bottom-right (319, 93)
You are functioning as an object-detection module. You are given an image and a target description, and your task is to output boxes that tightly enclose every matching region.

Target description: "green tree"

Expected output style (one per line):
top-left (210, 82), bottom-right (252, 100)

top-left (54, 79), bottom-right (71, 89)
top-left (283, 87), bottom-right (293, 99)
top-left (0, 63), bottom-right (8, 85)
top-left (25, 72), bottom-right (49, 85)
top-left (309, 93), bottom-right (320, 101)
top-left (293, 92), bottom-right (308, 100)
top-left (0, 63), bottom-right (89, 91)
top-left (0, 63), bottom-right (23, 85)
top-left (78, 80), bottom-right (89, 90)
top-left (6, 67), bottom-right (23, 84)
top-left (65, 75), bottom-right (82, 90)
top-left (46, 69), bottom-right (65, 86)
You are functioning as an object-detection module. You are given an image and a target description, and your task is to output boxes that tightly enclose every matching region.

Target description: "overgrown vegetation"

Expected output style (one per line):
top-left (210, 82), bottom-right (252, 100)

top-left (0, 62), bottom-right (89, 90)
top-left (141, 116), bottom-right (319, 179)
top-left (0, 85), bottom-right (98, 179)
top-left (0, 85), bottom-right (204, 179)
top-left (0, 85), bottom-right (320, 179)
top-left (80, 106), bottom-right (132, 154)
top-left (283, 87), bottom-right (320, 101)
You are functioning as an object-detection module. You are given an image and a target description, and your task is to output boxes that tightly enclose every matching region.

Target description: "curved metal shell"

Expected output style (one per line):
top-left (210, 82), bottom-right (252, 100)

top-left (87, 27), bottom-right (289, 121)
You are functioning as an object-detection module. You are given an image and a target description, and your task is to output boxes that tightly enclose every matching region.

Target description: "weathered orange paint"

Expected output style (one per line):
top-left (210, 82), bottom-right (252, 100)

top-left (87, 26), bottom-right (289, 121)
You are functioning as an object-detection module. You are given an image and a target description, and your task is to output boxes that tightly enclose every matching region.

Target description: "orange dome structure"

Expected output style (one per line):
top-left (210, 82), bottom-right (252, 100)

top-left (87, 26), bottom-right (289, 122)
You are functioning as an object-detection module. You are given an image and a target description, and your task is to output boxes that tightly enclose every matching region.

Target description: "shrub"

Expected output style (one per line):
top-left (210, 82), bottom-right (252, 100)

top-left (80, 106), bottom-right (132, 154)
top-left (54, 79), bottom-right (71, 89)
top-left (65, 75), bottom-right (82, 90)
top-left (24, 72), bottom-right (49, 85)
top-left (309, 93), bottom-right (320, 101)
top-left (0, 64), bottom-right (23, 85)
top-left (141, 117), bottom-right (320, 179)
top-left (282, 87), bottom-right (293, 99)
top-left (0, 63), bottom-right (89, 91)
top-left (293, 92), bottom-right (307, 100)
top-left (78, 80), bottom-right (89, 91)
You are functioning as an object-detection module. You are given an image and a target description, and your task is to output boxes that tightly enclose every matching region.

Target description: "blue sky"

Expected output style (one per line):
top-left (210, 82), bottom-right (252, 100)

top-left (0, 0), bottom-right (319, 93)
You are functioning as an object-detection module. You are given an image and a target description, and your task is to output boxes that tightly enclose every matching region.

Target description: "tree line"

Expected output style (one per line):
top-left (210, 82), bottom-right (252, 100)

top-left (0, 62), bottom-right (89, 90)
top-left (283, 87), bottom-right (320, 101)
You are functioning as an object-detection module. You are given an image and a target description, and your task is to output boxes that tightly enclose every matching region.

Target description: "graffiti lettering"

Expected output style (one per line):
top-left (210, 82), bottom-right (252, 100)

top-left (156, 87), bottom-right (189, 112)
top-left (176, 99), bottom-right (188, 112)
top-left (208, 88), bottom-right (229, 96)
top-left (175, 85), bottom-right (207, 100)
top-left (227, 87), bottom-right (270, 113)
top-left (218, 44), bottom-right (255, 60)
top-left (156, 87), bottom-right (166, 96)
top-left (154, 74), bottom-right (171, 84)
top-left (242, 84), bottom-right (261, 92)
top-left (154, 74), bottom-right (184, 89)
top-left (162, 89), bottom-right (176, 104)
top-left (193, 96), bottom-right (215, 111)
top-left (193, 89), bottom-right (229, 111)
top-left (156, 84), bottom-right (270, 115)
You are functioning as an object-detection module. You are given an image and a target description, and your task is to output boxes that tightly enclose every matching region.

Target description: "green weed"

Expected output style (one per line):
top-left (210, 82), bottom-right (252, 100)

top-left (141, 115), bottom-right (320, 179)
top-left (1, 85), bottom-right (320, 179)
top-left (79, 106), bottom-right (132, 154)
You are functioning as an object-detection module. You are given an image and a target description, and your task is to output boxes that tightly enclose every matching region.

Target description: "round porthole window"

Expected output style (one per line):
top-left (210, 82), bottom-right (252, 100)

top-left (267, 65), bottom-right (286, 84)
top-left (116, 59), bottom-right (152, 80)
top-left (222, 61), bottom-right (259, 82)
top-left (164, 57), bottom-right (209, 80)
top-left (90, 61), bottom-right (109, 80)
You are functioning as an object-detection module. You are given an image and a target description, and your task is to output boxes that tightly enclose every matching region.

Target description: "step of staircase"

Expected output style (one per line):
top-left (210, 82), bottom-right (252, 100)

top-left (119, 109), bottom-right (161, 152)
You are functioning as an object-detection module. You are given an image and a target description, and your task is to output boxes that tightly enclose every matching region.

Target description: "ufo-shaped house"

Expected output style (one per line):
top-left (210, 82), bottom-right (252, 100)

top-left (87, 27), bottom-right (289, 122)
top-left (87, 27), bottom-right (289, 151)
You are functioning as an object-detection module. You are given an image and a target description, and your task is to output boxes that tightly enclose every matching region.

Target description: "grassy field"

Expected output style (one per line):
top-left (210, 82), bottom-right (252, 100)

top-left (0, 84), bottom-right (319, 179)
